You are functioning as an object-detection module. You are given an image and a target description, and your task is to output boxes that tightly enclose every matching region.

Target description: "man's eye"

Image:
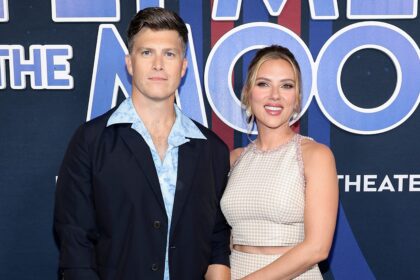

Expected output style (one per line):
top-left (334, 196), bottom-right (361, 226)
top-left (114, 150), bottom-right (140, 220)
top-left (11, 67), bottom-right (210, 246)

top-left (166, 52), bottom-right (176, 57)
top-left (141, 50), bottom-right (151, 56)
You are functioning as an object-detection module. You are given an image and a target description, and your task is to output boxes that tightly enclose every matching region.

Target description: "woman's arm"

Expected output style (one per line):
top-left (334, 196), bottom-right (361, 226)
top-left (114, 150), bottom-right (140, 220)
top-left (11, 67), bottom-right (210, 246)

top-left (205, 264), bottom-right (231, 280)
top-left (242, 140), bottom-right (339, 280)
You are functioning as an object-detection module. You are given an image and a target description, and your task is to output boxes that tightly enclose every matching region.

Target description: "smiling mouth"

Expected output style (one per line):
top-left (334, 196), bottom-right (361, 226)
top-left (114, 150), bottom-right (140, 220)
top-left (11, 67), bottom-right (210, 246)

top-left (264, 105), bottom-right (283, 111)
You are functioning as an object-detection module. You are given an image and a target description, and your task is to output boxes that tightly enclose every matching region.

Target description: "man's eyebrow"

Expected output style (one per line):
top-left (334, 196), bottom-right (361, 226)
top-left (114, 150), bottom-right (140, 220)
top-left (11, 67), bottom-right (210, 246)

top-left (162, 48), bottom-right (181, 52)
top-left (135, 47), bottom-right (180, 52)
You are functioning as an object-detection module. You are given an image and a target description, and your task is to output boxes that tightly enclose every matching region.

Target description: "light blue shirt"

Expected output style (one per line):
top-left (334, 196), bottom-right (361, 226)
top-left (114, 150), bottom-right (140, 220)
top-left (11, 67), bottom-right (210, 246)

top-left (107, 97), bottom-right (206, 280)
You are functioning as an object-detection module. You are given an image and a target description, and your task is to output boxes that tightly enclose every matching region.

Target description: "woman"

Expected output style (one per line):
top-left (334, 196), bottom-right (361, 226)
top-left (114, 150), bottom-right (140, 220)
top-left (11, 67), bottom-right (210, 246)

top-left (221, 45), bottom-right (338, 279)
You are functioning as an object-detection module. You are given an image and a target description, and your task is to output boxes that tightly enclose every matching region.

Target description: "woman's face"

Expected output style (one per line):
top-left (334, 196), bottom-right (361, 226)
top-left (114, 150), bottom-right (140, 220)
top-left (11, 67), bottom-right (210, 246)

top-left (249, 58), bottom-right (298, 132)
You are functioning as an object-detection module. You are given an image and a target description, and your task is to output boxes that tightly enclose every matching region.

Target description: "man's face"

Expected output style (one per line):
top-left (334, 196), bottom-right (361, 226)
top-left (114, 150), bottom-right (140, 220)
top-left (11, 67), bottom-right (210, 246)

top-left (125, 28), bottom-right (187, 103)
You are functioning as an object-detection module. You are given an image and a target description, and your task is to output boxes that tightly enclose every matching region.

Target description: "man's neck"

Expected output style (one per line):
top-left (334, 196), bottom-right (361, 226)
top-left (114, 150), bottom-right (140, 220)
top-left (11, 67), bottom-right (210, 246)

top-left (132, 94), bottom-right (176, 161)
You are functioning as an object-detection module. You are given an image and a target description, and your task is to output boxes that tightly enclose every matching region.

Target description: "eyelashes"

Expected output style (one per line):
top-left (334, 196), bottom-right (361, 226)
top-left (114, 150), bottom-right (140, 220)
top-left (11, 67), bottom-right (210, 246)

top-left (138, 49), bottom-right (178, 58)
top-left (282, 83), bottom-right (295, 89)
top-left (255, 82), bottom-right (295, 89)
top-left (256, 82), bottom-right (268, 87)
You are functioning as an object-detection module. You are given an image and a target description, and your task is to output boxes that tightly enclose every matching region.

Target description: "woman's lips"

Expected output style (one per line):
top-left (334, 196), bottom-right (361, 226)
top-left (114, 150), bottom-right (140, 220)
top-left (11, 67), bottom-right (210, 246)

top-left (264, 104), bottom-right (283, 115)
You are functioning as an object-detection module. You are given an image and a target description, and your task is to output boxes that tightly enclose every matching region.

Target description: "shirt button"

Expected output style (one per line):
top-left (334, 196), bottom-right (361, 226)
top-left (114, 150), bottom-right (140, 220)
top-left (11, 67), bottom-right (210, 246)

top-left (151, 263), bottom-right (159, 271)
top-left (153, 220), bottom-right (161, 229)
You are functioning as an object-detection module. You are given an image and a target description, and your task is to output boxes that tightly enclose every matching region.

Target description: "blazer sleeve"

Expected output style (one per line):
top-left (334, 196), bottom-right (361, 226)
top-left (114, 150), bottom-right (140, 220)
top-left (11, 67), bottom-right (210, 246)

top-left (53, 125), bottom-right (100, 280)
top-left (209, 141), bottom-right (231, 266)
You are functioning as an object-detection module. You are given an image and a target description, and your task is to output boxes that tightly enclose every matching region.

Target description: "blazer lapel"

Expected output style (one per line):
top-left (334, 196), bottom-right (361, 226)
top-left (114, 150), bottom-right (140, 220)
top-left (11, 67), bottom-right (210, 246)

top-left (118, 126), bottom-right (166, 212)
top-left (170, 138), bottom-right (202, 237)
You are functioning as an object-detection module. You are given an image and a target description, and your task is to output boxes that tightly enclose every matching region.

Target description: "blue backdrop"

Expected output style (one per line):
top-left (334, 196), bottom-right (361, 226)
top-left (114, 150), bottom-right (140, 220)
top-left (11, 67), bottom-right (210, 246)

top-left (0, 1), bottom-right (419, 279)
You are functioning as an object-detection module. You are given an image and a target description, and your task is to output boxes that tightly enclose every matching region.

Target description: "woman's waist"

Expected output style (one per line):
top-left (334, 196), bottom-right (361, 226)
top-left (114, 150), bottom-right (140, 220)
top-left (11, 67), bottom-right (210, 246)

top-left (233, 244), bottom-right (293, 255)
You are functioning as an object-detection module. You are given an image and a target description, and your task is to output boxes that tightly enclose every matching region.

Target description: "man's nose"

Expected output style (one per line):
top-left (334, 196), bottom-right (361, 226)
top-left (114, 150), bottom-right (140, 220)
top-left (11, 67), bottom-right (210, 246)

top-left (153, 54), bottom-right (163, 70)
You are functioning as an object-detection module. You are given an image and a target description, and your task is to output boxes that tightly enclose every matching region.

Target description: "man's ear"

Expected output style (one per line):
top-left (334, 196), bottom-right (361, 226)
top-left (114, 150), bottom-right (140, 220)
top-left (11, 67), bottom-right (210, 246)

top-left (125, 55), bottom-right (133, 76)
top-left (181, 58), bottom-right (188, 78)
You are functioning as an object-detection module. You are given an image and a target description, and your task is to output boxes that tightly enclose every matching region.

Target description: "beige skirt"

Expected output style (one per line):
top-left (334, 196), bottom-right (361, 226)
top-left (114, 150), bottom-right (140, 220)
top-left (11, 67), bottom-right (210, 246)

top-left (230, 249), bottom-right (323, 280)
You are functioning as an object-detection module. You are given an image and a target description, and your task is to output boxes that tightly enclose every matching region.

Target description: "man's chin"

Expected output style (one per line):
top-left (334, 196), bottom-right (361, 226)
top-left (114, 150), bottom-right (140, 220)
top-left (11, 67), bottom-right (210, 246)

top-left (142, 92), bottom-right (176, 102)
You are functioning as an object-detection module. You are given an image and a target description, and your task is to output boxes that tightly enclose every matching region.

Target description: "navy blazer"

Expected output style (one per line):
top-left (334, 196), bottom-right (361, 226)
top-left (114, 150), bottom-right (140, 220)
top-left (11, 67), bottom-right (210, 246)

top-left (54, 109), bottom-right (231, 280)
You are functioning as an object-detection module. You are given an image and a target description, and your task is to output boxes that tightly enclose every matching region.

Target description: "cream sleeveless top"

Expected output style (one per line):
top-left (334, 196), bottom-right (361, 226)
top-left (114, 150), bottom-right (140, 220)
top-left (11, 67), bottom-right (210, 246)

top-left (221, 134), bottom-right (309, 247)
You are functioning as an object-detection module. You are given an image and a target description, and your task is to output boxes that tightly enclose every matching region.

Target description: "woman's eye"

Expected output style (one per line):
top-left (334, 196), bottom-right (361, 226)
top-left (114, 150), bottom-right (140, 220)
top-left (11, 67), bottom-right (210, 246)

top-left (256, 82), bottom-right (268, 87)
top-left (282, 83), bottom-right (294, 89)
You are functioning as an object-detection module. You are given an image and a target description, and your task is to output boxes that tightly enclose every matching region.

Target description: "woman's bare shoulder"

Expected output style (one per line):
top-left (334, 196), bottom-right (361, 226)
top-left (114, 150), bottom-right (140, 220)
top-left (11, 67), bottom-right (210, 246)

top-left (300, 137), bottom-right (335, 166)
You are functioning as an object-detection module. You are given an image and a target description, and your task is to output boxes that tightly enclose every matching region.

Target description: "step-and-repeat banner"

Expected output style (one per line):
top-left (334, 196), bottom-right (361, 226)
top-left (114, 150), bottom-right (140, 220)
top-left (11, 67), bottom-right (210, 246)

top-left (1, 1), bottom-right (419, 279)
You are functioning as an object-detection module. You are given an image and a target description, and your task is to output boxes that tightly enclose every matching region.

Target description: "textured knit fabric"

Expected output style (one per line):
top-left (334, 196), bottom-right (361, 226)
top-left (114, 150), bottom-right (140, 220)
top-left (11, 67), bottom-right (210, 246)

top-left (221, 133), bottom-right (306, 247)
top-left (230, 249), bottom-right (322, 279)
top-left (221, 134), bottom-right (322, 279)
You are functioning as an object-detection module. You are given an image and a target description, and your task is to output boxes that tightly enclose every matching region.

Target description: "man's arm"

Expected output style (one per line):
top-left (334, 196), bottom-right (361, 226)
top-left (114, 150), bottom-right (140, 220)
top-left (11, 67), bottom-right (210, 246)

top-left (207, 140), bottom-right (231, 274)
top-left (54, 125), bottom-right (100, 280)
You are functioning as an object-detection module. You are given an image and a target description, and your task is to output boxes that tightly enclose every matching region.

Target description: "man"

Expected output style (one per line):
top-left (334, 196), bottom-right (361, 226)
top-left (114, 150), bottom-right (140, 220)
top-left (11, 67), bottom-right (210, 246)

top-left (54, 7), bottom-right (230, 280)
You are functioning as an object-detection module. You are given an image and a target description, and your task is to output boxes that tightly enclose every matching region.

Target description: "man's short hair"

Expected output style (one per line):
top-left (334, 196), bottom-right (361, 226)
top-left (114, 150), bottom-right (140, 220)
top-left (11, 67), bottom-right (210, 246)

top-left (127, 7), bottom-right (188, 54)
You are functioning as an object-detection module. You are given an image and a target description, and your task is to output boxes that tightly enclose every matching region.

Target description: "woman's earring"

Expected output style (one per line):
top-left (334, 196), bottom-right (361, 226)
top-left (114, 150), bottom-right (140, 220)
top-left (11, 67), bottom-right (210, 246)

top-left (245, 108), bottom-right (253, 124)
top-left (289, 112), bottom-right (299, 124)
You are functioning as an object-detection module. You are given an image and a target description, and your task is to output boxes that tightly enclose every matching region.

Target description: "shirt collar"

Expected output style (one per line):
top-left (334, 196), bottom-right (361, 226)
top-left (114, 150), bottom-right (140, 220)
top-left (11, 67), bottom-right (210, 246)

top-left (107, 97), bottom-right (138, 126)
top-left (107, 97), bottom-right (206, 147)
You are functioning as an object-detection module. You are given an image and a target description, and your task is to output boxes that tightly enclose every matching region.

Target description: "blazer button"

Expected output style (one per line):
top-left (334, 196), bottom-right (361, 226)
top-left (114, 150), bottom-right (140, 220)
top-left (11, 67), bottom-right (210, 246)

top-left (151, 263), bottom-right (159, 271)
top-left (153, 220), bottom-right (161, 229)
